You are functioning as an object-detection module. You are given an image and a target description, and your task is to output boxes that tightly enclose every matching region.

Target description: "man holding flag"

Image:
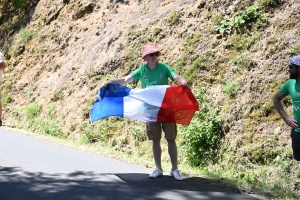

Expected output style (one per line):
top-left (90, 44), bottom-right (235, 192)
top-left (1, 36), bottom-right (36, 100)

top-left (104, 44), bottom-right (188, 181)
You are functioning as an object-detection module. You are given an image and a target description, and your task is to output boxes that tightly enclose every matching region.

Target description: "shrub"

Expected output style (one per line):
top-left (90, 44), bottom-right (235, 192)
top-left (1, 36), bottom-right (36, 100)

top-left (180, 88), bottom-right (222, 166)
top-left (213, 6), bottom-right (265, 35)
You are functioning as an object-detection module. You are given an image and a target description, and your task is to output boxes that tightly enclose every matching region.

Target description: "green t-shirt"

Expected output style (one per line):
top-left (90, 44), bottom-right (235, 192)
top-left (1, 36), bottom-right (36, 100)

top-left (131, 62), bottom-right (177, 88)
top-left (279, 79), bottom-right (300, 132)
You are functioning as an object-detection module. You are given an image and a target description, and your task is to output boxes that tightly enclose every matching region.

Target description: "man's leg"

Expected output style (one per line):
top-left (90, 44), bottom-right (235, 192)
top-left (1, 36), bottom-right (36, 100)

top-left (152, 139), bottom-right (162, 170)
top-left (167, 139), bottom-right (183, 180)
top-left (163, 122), bottom-right (183, 180)
top-left (167, 139), bottom-right (178, 170)
top-left (147, 123), bottom-right (163, 178)
top-left (162, 122), bottom-right (178, 170)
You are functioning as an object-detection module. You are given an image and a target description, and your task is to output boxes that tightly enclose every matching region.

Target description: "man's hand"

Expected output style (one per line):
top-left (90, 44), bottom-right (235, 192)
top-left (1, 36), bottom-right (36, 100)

top-left (181, 80), bottom-right (188, 87)
top-left (103, 81), bottom-right (112, 88)
top-left (0, 62), bottom-right (6, 71)
top-left (173, 75), bottom-right (188, 87)
top-left (103, 75), bottom-right (134, 88)
top-left (284, 116), bottom-right (298, 129)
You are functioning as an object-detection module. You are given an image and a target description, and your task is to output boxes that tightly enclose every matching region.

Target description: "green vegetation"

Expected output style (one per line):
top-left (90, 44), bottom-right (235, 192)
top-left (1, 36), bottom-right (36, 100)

top-left (289, 44), bottom-right (300, 56)
top-left (211, 140), bottom-right (299, 199)
top-left (259, 0), bottom-right (283, 12)
top-left (1, 83), bottom-right (13, 110)
top-left (213, 6), bottom-right (265, 35)
top-left (153, 28), bottom-right (163, 36)
top-left (12, 102), bottom-right (64, 137)
top-left (51, 90), bottom-right (64, 102)
top-left (20, 28), bottom-right (33, 43)
top-left (180, 88), bottom-right (222, 166)
top-left (0, 0), bottom-right (27, 10)
top-left (0, 0), bottom-right (40, 36)
top-left (166, 11), bottom-right (182, 26)
top-left (232, 54), bottom-right (255, 69)
top-left (229, 33), bottom-right (261, 51)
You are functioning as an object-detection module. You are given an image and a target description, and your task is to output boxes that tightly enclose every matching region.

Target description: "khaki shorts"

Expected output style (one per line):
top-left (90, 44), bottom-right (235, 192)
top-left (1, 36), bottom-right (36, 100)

top-left (146, 122), bottom-right (177, 140)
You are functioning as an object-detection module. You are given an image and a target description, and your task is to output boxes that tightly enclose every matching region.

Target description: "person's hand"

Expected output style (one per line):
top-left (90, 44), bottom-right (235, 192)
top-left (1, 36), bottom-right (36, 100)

top-left (103, 81), bottom-right (112, 88)
top-left (181, 81), bottom-right (188, 87)
top-left (284, 116), bottom-right (298, 129)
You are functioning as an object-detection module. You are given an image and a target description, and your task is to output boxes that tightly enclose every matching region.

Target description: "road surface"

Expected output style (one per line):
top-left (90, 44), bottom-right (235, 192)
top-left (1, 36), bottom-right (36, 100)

top-left (0, 127), bottom-right (264, 200)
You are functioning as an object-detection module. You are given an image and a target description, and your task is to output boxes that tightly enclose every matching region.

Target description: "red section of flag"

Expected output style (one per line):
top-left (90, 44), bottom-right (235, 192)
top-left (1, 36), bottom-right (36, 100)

top-left (157, 85), bottom-right (199, 125)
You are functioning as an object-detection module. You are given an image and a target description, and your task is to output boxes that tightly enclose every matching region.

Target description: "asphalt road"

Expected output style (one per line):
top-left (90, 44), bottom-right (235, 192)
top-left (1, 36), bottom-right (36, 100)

top-left (0, 127), bottom-right (263, 200)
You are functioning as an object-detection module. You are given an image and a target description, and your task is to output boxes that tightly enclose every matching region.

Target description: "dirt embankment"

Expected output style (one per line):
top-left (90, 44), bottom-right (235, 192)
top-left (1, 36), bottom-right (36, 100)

top-left (0, 0), bottom-right (300, 150)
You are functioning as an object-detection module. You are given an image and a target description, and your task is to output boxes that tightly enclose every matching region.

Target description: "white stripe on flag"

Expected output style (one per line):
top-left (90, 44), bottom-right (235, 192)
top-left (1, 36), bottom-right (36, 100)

top-left (123, 85), bottom-right (169, 122)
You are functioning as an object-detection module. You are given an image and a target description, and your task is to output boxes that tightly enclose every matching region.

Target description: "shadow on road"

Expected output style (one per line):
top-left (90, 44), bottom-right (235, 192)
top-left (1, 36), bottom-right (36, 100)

top-left (0, 166), bottom-right (264, 200)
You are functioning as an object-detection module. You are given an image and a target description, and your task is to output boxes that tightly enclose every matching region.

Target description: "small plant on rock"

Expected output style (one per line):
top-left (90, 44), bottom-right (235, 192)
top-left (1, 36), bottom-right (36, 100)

top-left (213, 6), bottom-right (265, 35)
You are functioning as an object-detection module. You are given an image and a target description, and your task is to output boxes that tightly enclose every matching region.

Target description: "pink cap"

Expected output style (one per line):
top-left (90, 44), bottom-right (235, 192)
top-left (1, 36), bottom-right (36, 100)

top-left (141, 43), bottom-right (161, 59)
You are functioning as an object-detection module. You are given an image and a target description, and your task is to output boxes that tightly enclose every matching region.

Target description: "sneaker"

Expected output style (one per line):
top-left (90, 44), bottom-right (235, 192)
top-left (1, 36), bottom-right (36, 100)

top-left (149, 169), bottom-right (163, 178)
top-left (0, 120), bottom-right (2, 126)
top-left (170, 169), bottom-right (183, 181)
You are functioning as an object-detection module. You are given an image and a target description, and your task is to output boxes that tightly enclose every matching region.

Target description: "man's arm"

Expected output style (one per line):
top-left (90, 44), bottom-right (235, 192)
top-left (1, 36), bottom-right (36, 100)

top-left (173, 74), bottom-right (188, 86)
top-left (273, 92), bottom-right (298, 129)
top-left (0, 61), bottom-right (6, 71)
top-left (104, 75), bottom-right (134, 87)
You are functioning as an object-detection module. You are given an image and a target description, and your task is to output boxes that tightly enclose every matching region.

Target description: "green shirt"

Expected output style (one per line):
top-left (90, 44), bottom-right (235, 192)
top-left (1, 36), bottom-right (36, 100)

top-left (131, 62), bottom-right (177, 89)
top-left (279, 79), bottom-right (300, 132)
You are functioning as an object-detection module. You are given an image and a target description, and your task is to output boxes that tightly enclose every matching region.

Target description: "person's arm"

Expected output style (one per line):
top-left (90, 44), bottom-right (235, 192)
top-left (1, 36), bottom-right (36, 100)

top-left (104, 75), bottom-right (134, 87)
top-left (0, 61), bottom-right (6, 71)
top-left (273, 92), bottom-right (298, 129)
top-left (173, 74), bottom-right (188, 86)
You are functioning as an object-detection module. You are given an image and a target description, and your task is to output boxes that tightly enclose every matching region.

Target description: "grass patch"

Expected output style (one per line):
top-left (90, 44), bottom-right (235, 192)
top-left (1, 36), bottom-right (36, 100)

top-left (229, 33), bottom-right (261, 51)
top-left (222, 77), bottom-right (243, 98)
top-left (20, 28), bottom-right (33, 43)
top-left (289, 43), bottom-right (300, 56)
top-left (12, 102), bottom-right (64, 137)
top-left (232, 54), bottom-right (255, 69)
top-left (166, 11), bottom-right (182, 26)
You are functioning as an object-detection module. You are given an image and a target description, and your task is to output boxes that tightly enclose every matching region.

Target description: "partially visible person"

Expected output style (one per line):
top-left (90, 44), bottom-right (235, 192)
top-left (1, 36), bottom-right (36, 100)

top-left (104, 43), bottom-right (187, 180)
top-left (0, 52), bottom-right (6, 126)
top-left (273, 55), bottom-right (300, 161)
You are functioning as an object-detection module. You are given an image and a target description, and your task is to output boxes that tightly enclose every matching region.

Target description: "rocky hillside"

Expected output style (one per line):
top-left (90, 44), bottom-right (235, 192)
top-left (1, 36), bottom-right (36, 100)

top-left (1, 0), bottom-right (300, 197)
top-left (1, 0), bottom-right (298, 142)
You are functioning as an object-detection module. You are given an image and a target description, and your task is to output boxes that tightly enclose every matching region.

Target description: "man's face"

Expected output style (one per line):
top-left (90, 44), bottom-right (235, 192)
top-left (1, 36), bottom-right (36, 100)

top-left (144, 52), bottom-right (159, 63)
top-left (289, 64), bottom-right (300, 79)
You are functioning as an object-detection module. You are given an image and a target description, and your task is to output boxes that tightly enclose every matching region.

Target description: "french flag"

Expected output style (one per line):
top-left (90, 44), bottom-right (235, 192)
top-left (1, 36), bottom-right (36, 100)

top-left (90, 83), bottom-right (199, 125)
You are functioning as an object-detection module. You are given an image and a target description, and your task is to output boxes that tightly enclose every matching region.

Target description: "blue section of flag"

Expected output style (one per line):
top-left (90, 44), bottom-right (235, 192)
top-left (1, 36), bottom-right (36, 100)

top-left (90, 83), bottom-right (131, 123)
top-left (99, 83), bottom-right (131, 99)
